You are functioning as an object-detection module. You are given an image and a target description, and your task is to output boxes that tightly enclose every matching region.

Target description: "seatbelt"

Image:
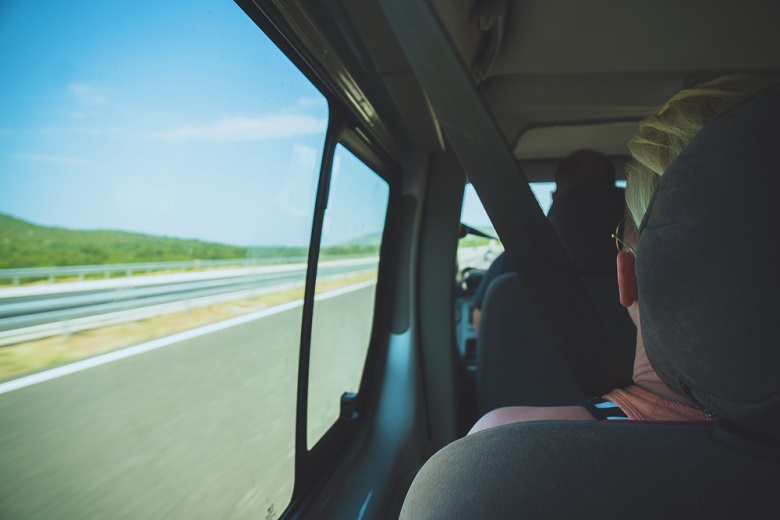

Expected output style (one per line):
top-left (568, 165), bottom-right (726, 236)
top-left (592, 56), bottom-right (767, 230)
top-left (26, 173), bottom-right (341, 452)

top-left (378, 0), bottom-right (632, 396)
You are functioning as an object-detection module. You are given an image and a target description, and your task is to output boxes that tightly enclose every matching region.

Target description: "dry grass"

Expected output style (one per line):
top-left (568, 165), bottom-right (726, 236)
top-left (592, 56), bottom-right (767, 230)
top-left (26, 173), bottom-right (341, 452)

top-left (0, 271), bottom-right (376, 381)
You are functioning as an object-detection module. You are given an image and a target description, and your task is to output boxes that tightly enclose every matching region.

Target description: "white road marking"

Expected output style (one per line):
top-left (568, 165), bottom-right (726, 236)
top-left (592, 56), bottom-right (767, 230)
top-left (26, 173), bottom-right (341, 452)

top-left (0, 280), bottom-right (376, 395)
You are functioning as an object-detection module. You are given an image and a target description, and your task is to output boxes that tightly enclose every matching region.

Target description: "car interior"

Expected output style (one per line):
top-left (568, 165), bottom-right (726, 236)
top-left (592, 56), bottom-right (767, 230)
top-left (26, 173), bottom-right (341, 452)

top-left (232, 0), bottom-right (780, 517)
top-left (230, 0), bottom-right (780, 517)
top-left (3, 0), bottom-right (779, 518)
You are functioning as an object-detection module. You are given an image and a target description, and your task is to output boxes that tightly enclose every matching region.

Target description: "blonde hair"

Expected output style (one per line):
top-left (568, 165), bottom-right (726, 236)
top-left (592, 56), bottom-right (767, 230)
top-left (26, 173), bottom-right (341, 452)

top-left (625, 75), bottom-right (780, 229)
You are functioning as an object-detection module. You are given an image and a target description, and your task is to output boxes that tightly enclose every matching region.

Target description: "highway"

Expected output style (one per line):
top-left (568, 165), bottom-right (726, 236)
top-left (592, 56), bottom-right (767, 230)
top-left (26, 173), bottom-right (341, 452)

top-left (0, 248), bottom-right (486, 518)
top-left (0, 283), bottom-right (376, 520)
top-left (0, 258), bottom-right (378, 332)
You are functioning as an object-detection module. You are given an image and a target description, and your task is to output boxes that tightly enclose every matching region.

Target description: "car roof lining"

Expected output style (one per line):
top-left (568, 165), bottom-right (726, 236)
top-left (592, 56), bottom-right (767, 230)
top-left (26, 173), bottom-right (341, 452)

top-left (296, 0), bottom-right (780, 176)
top-left (422, 0), bottom-right (780, 173)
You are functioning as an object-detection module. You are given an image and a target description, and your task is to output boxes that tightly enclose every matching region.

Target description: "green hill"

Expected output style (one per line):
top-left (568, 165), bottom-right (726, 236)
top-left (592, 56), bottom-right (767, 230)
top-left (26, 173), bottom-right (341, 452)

top-left (0, 213), bottom-right (249, 269)
top-left (0, 214), bottom-right (381, 269)
top-left (320, 232), bottom-right (382, 257)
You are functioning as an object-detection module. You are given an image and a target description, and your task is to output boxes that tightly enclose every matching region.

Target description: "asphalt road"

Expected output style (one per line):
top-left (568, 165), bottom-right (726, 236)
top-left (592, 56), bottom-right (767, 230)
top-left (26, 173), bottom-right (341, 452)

top-left (0, 284), bottom-right (376, 520)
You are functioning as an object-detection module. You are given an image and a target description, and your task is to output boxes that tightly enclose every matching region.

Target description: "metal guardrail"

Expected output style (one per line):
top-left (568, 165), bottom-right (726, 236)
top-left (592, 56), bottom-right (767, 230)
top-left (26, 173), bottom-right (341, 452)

top-left (0, 264), bottom-right (379, 347)
top-left (0, 280), bottom-right (309, 347)
top-left (0, 257), bottom-right (309, 285)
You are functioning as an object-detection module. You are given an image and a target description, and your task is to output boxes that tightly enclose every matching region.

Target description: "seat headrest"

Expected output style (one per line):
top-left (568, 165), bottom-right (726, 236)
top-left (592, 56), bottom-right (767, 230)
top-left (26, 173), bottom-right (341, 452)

top-left (636, 85), bottom-right (780, 439)
top-left (547, 185), bottom-right (625, 273)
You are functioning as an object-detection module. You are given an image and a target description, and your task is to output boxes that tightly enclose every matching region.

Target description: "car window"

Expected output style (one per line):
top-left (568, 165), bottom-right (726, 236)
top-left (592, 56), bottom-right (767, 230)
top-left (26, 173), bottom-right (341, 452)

top-left (306, 144), bottom-right (389, 449)
top-left (0, 1), bottom-right (327, 518)
top-left (530, 182), bottom-right (556, 215)
top-left (458, 184), bottom-right (502, 272)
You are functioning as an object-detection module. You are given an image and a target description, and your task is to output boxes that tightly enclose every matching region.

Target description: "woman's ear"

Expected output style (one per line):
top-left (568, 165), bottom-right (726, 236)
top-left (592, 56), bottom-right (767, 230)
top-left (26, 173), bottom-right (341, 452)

top-left (617, 251), bottom-right (638, 308)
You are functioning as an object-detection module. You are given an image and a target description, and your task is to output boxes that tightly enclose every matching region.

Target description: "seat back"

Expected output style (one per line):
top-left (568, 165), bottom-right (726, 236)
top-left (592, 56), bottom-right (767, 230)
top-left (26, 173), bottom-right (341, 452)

top-left (476, 273), bottom-right (584, 413)
top-left (476, 185), bottom-right (634, 414)
top-left (399, 420), bottom-right (780, 519)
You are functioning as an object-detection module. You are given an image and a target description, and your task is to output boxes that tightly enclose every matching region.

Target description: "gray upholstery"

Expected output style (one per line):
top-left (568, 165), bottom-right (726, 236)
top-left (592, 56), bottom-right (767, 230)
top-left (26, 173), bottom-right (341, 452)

top-left (476, 273), bottom-right (585, 412)
top-left (399, 420), bottom-right (780, 519)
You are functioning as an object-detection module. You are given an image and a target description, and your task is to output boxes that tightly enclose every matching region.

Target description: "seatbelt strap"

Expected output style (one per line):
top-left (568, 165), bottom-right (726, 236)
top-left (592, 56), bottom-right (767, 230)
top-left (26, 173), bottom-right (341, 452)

top-left (379, 0), bottom-right (632, 396)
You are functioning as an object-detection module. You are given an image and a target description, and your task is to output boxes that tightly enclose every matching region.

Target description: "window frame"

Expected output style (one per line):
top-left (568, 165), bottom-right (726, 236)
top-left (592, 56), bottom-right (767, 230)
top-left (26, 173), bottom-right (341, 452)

top-left (293, 116), bottom-right (398, 503)
top-left (232, 0), bottom-right (401, 510)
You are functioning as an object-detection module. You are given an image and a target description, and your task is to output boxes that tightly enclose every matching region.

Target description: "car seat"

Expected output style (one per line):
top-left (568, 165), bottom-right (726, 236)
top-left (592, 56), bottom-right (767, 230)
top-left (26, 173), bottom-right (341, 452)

top-left (399, 419), bottom-right (779, 519)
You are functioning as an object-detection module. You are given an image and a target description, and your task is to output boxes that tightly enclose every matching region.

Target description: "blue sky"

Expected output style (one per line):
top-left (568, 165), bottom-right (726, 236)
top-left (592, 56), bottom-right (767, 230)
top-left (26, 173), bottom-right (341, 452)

top-left (0, 0), bottom-right (605, 252)
top-left (0, 0), bottom-right (345, 247)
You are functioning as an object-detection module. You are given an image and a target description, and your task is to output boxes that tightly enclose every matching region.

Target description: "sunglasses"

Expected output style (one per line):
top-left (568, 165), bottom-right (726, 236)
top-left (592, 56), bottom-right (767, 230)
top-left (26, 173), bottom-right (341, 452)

top-left (611, 219), bottom-right (637, 256)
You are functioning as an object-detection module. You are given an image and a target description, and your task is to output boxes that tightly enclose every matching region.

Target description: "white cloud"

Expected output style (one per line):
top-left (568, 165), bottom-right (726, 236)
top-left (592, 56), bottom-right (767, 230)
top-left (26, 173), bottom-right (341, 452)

top-left (291, 96), bottom-right (327, 111)
top-left (152, 114), bottom-right (327, 142)
top-left (10, 153), bottom-right (100, 167)
top-left (68, 83), bottom-right (107, 106)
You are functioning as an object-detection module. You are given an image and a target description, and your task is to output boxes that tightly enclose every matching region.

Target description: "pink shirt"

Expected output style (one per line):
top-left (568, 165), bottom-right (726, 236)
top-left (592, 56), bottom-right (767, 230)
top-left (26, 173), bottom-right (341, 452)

top-left (602, 385), bottom-right (715, 421)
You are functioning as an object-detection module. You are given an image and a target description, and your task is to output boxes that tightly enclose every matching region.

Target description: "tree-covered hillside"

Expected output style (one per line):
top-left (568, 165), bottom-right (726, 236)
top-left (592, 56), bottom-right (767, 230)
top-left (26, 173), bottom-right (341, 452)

top-left (0, 213), bottom-right (250, 268)
top-left (0, 213), bottom-right (380, 269)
